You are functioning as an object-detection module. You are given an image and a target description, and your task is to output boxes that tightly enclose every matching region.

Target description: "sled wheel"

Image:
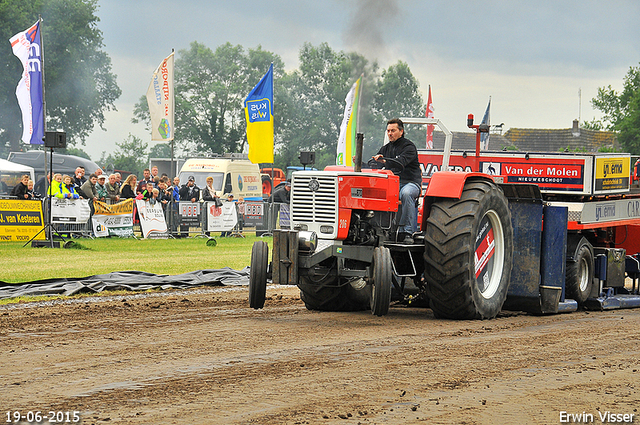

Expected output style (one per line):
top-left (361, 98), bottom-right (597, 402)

top-left (298, 276), bottom-right (371, 312)
top-left (262, 175), bottom-right (273, 197)
top-left (249, 241), bottom-right (269, 309)
top-left (565, 237), bottom-right (594, 304)
top-left (370, 246), bottom-right (393, 316)
top-left (425, 179), bottom-right (513, 320)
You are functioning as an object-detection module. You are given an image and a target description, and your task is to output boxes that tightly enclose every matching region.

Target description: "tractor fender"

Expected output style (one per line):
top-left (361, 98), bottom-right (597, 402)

top-left (425, 171), bottom-right (494, 199)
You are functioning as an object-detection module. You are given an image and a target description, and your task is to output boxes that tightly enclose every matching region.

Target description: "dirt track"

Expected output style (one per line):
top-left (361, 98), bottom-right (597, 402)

top-left (1, 285), bottom-right (639, 425)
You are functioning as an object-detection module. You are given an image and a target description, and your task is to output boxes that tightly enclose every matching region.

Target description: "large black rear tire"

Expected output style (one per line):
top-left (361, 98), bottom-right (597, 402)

top-left (565, 237), bottom-right (594, 304)
top-left (249, 241), bottom-right (269, 309)
top-left (424, 180), bottom-right (513, 319)
top-left (299, 276), bottom-right (371, 312)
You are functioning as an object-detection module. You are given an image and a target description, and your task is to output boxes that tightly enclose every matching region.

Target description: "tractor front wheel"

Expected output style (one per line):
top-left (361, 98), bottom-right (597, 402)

top-left (370, 246), bottom-right (392, 316)
top-left (249, 241), bottom-right (269, 309)
top-left (424, 180), bottom-right (514, 320)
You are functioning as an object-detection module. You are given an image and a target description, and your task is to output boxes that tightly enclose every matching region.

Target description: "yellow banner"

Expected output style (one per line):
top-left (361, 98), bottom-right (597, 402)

top-left (595, 157), bottom-right (630, 192)
top-left (93, 198), bottom-right (135, 215)
top-left (0, 199), bottom-right (44, 242)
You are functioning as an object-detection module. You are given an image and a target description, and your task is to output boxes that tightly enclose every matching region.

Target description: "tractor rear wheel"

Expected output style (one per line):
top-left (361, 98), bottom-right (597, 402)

top-left (424, 180), bottom-right (513, 319)
top-left (370, 246), bottom-right (392, 316)
top-left (565, 237), bottom-right (594, 304)
top-left (299, 276), bottom-right (371, 312)
top-left (249, 241), bottom-right (269, 309)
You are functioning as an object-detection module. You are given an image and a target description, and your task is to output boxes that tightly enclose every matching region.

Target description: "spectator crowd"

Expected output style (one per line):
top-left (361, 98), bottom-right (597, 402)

top-left (8, 165), bottom-right (251, 237)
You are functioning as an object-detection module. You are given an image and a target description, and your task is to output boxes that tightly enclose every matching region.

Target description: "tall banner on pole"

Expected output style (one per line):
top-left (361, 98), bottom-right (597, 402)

top-left (245, 64), bottom-right (274, 164)
top-left (480, 97), bottom-right (491, 150)
top-left (10, 20), bottom-right (44, 145)
top-left (425, 85), bottom-right (434, 149)
top-left (336, 76), bottom-right (362, 166)
top-left (146, 52), bottom-right (174, 141)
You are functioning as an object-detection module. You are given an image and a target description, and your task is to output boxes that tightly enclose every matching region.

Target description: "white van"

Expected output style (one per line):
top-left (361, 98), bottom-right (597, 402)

top-left (178, 158), bottom-right (262, 201)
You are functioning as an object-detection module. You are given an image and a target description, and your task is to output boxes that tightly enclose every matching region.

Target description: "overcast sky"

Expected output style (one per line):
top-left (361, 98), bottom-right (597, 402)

top-left (85, 0), bottom-right (640, 160)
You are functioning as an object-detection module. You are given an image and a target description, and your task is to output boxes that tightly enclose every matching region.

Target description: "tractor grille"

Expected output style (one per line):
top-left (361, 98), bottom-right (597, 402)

top-left (291, 175), bottom-right (338, 225)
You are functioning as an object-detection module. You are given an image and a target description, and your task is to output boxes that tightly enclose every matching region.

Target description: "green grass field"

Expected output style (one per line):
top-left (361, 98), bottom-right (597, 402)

top-left (0, 235), bottom-right (271, 284)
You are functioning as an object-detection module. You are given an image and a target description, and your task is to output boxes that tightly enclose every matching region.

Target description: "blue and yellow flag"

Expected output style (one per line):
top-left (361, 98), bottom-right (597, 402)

top-left (245, 64), bottom-right (274, 164)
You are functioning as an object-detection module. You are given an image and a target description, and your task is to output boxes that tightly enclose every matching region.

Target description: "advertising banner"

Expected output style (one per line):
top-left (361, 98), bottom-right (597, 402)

top-left (136, 200), bottom-right (168, 238)
top-left (51, 198), bottom-right (90, 224)
top-left (206, 202), bottom-right (237, 232)
top-left (92, 199), bottom-right (134, 238)
top-left (243, 200), bottom-right (264, 227)
top-left (179, 201), bottom-right (201, 226)
top-left (0, 199), bottom-right (44, 242)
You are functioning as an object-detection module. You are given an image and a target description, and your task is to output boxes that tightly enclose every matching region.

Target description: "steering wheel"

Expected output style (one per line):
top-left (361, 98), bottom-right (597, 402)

top-left (381, 157), bottom-right (405, 173)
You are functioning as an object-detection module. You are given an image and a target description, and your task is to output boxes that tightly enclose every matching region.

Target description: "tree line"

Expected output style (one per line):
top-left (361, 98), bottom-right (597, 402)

top-left (1, 0), bottom-right (639, 174)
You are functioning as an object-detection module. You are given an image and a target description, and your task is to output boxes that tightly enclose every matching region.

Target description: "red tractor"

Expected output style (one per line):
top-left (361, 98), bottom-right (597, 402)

top-left (249, 117), bottom-right (640, 319)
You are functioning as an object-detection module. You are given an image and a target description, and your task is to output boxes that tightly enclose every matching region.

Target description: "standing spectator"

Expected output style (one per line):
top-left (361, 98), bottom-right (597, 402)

top-left (140, 182), bottom-right (154, 201)
top-left (95, 175), bottom-right (108, 202)
top-left (35, 171), bottom-right (52, 196)
top-left (58, 175), bottom-right (80, 199)
top-left (81, 174), bottom-right (99, 202)
top-left (94, 168), bottom-right (103, 177)
top-left (202, 176), bottom-right (220, 203)
top-left (269, 179), bottom-right (291, 203)
top-left (27, 180), bottom-right (41, 199)
top-left (150, 188), bottom-right (159, 206)
top-left (105, 174), bottom-right (120, 202)
top-left (49, 173), bottom-right (64, 197)
top-left (120, 175), bottom-right (138, 199)
top-left (221, 194), bottom-right (235, 237)
top-left (202, 176), bottom-right (221, 236)
top-left (157, 181), bottom-right (170, 211)
top-left (179, 176), bottom-right (200, 202)
top-left (168, 177), bottom-right (181, 236)
top-left (178, 176), bottom-right (200, 237)
top-left (237, 197), bottom-right (246, 236)
top-left (137, 168), bottom-right (154, 194)
top-left (114, 172), bottom-right (122, 190)
top-left (151, 166), bottom-right (159, 183)
top-left (73, 167), bottom-right (87, 197)
top-left (10, 174), bottom-right (30, 199)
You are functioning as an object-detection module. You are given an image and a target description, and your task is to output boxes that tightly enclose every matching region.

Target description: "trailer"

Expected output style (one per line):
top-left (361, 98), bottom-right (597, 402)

top-left (249, 116), bottom-right (640, 319)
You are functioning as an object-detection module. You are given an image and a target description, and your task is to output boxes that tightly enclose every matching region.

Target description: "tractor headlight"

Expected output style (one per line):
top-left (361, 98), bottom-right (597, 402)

top-left (298, 231), bottom-right (317, 252)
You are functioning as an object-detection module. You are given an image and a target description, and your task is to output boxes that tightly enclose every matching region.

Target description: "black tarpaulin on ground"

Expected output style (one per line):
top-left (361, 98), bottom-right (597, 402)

top-left (0, 268), bottom-right (250, 300)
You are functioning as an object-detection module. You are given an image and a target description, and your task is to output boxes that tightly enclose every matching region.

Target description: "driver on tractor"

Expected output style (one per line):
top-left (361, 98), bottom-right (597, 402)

top-left (371, 118), bottom-right (422, 244)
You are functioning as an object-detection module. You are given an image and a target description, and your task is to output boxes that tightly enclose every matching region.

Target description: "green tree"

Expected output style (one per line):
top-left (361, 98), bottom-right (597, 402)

top-left (133, 42), bottom-right (283, 157)
top-left (99, 134), bottom-right (148, 177)
top-left (0, 0), bottom-right (121, 156)
top-left (149, 143), bottom-right (173, 159)
top-left (586, 63), bottom-right (640, 153)
top-left (276, 43), bottom-right (378, 169)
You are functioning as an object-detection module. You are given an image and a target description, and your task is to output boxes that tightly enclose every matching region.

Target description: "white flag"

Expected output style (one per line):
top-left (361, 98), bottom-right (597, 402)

top-left (146, 52), bottom-right (174, 141)
top-left (336, 76), bottom-right (362, 166)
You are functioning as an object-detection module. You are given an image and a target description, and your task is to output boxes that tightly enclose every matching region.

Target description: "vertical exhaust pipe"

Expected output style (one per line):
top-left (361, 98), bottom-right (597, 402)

top-left (354, 132), bottom-right (364, 172)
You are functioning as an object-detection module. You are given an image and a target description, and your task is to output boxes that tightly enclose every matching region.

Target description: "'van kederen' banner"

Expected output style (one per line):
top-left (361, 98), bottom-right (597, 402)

top-left (0, 199), bottom-right (44, 242)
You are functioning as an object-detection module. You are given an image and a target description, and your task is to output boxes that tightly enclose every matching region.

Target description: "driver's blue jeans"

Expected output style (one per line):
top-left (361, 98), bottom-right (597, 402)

top-left (398, 182), bottom-right (420, 234)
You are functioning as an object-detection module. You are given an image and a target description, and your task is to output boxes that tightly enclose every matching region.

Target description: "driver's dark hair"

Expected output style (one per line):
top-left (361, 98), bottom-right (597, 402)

top-left (387, 118), bottom-right (404, 132)
top-left (387, 118), bottom-right (404, 136)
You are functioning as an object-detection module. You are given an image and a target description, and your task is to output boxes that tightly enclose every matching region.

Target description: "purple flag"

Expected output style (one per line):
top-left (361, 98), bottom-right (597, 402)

top-left (10, 20), bottom-right (45, 145)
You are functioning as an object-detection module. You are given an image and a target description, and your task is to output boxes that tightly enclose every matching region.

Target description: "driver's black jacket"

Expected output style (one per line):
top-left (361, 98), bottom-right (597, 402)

top-left (373, 136), bottom-right (422, 187)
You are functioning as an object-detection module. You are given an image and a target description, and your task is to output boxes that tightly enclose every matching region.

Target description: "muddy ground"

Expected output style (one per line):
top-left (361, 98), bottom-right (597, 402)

top-left (1, 284), bottom-right (639, 425)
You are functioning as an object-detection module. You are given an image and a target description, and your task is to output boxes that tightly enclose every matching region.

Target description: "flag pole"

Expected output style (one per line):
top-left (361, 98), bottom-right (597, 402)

top-left (355, 73), bottom-right (364, 135)
top-left (170, 48), bottom-right (175, 178)
top-left (39, 15), bottom-right (46, 136)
